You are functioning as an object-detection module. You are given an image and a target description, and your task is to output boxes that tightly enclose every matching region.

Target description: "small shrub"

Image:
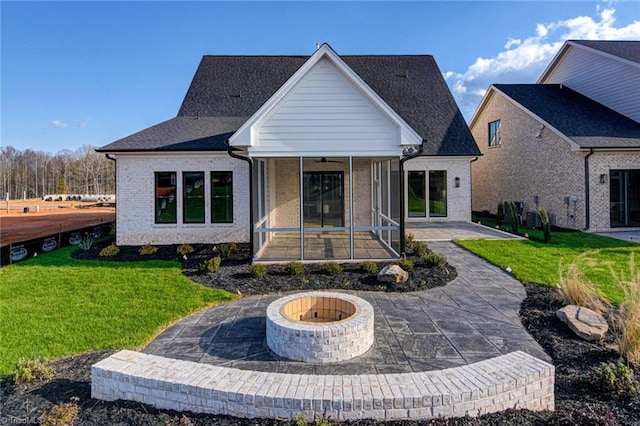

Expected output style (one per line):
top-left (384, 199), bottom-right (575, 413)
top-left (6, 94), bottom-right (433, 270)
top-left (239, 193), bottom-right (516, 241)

top-left (359, 261), bottom-right (378, 274)
top-left (592, 362), bottom-right (639, 398)
top-left (40, 397), bottom-right (80, 426)
top-left (13, 356), bottom-right (54, 384)
top-left (411, 240), bottom-right (428, 256)
top-left (99, 242), bottom-right (120, 257)
top-left (608, 253), bottom-right (640, 367)
top-left (215, 243), bottom-right (236, 258)
top-left (78, 233), bottom-right (94, 251)
top-left (423, 253), bottom-right (447, 267)
top-left (321, 261), bottom-right (342, 275)
top-left (176, 244), bottom-right (195, 256)
top-left (315, 412), bottom-right (331, 426)
top-left (397, 257), bottom-right (414, 271)
top-left (537, 208), bottom-right (551, 243)
top-left (557, 254), bottom-right (610, 314)
top-left (295, 414), bottom-right (307, 426)
top-left (139, 243), bottom-right (158, 256)
top-left (508, 201), bottom-right (519, 233)
top-left (286, 261), bottom-right (305, 275)
top-left (248, 263), bottom-right (268, 278)
top-left (200, 256), bottom-right (221, 273)
top-left (405, 233), bottom-right (415, 249)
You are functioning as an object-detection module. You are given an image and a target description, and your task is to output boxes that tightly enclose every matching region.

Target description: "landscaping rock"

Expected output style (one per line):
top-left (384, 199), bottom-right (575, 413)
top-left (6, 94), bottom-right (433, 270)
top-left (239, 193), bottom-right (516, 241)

top-left (377, 264), bottom-right (409, 283)
top-left (556, 305), bottom-right (608, 342)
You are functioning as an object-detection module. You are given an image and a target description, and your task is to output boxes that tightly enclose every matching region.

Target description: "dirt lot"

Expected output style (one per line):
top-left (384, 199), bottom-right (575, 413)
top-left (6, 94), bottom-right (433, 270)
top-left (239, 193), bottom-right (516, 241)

top-left (0, 200), bottom-right (115, 247)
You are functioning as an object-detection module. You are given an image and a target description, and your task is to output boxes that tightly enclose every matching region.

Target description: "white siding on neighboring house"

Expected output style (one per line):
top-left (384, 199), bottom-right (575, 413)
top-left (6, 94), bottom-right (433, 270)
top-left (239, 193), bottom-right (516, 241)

top-left (115, 153), bottom-right (250, 246)
top-left (542, 46), bottom-right (640, 123)
top-left (253, 58), bottom-right (399, 156)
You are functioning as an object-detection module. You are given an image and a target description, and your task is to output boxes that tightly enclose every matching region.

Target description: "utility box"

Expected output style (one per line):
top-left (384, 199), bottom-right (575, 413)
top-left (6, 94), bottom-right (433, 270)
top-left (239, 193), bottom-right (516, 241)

top-left (527, 211), bottom-right (542, 228)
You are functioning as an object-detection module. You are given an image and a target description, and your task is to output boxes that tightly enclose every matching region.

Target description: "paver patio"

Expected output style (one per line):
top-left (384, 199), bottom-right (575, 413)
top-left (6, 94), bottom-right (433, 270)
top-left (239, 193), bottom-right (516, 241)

top-left (144, 241), bottom-right (549, 374)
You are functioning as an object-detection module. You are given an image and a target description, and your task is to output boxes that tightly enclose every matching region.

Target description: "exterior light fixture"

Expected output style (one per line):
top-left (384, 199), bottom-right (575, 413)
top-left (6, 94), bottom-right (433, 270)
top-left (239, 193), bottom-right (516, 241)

top-left (599, 174), bottom-right (607, 184)
top-left (454, 177), bottom-right (460, 188)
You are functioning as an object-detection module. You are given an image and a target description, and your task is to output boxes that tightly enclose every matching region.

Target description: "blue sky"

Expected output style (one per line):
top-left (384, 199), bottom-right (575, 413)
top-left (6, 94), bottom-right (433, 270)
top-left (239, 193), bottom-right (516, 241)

top-left (2, 1), bottom-right (640, 154)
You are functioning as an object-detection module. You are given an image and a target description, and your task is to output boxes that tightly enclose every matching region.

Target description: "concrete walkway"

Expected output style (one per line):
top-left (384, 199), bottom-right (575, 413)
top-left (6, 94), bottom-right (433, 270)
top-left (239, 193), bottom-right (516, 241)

top-left (406, 221), bottom-right (522, 242)
top-left (145, 242), bottom-right (548, 374)
top-left (596, 230), bottom-right (640, 244)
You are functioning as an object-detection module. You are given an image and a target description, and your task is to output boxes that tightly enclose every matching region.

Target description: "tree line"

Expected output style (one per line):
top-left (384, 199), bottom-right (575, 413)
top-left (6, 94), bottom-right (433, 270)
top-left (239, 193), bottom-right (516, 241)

top-left (0, 145), bottom-right (115, 200)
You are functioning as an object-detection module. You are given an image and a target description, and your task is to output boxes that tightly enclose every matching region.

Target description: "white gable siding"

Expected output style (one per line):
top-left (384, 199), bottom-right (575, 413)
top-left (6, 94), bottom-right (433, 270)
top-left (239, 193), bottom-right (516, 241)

top-left (252, 58), bottom-right (400, 156)
top-left (543, 46), bottom-right (640, 123)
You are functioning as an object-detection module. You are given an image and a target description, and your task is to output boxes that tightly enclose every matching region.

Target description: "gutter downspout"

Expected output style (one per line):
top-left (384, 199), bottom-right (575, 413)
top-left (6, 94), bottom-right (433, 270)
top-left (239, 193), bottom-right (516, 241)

top-left (226, 141), bottom-right (254, 254)
top-left (105, 154), bottom-right (117, 240)
top-left (583, 148), bottom-right (594, 231)
top-left (399, 144), bottom-right (423, 256)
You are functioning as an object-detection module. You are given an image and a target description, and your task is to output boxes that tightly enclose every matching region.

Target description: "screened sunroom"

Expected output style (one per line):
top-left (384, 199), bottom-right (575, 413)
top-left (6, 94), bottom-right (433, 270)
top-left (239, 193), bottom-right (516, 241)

top-left (250, 156), bottom-right (402, 261)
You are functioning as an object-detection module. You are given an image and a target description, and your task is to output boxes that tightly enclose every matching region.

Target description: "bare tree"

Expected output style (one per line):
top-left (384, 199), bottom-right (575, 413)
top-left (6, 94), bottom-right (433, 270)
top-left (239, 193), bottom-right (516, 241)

top-left (0, 145), bottom-right (115, 199)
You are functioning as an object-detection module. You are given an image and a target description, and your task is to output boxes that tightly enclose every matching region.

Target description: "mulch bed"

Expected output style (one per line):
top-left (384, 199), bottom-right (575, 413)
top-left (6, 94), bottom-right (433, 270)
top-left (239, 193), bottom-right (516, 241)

top-left (72, 240), bottom-right (457, 295)
top-left (2, 242), bottom-right (639, 425)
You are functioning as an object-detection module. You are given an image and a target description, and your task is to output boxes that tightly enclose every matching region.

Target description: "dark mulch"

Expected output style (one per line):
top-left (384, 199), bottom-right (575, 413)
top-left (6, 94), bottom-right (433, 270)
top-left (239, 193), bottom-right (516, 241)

top-left (72, 239), bottom-right (457, 295)
top-left (4, 244), bottom-right (639, 425)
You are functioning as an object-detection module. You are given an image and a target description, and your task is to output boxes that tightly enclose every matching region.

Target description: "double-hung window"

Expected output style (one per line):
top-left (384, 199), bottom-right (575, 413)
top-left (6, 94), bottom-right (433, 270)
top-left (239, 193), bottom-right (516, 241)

top-left (183, 172), bottom-right (205, 223)
top-left (488, 120), bottom-right (501, 147)
top-left (407, 171), bottom-right (426, 217)
top-left (211, 171), bottom-right (233, 223)
top-left (429, 171), bottom-right (447, 217)
top-left (155, 172), bottom-right (177, 224)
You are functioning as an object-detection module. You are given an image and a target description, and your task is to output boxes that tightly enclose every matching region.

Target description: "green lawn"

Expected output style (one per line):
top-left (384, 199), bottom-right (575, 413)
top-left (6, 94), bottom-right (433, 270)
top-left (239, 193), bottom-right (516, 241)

top-left (0, 246), bottom-right (236, 377)
top-left (457, 228), bottom-right (640, 304)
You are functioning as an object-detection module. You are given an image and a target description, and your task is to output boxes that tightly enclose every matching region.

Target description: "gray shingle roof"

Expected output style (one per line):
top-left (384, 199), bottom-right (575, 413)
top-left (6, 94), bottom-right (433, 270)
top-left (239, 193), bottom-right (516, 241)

top-left (494, 84), bottom-right (640, 149)
top-left (99, 54), bottom-right (479, 156)
top-left (571, 40), bottom-right (640, 64)
top-left (98, 117), bottom-right (246, 151)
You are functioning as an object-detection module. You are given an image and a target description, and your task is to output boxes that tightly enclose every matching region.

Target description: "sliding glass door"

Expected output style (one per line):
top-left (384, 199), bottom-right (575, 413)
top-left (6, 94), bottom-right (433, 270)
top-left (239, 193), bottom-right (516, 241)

top-left (303, 172), bottom-right (344, 228)
top-left (610, 170), bottom-right (640, 227)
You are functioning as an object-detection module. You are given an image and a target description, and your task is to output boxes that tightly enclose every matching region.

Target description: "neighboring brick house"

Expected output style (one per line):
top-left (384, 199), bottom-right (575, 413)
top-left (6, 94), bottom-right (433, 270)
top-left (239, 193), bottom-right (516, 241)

top-left (98, 44), bottom-right (480, 261)
top-left (470, 40), bottom-right (640, 232)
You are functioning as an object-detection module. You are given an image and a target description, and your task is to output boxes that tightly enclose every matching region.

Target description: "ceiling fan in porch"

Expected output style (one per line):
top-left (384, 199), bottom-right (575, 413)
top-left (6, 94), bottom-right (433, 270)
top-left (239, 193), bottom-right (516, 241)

top-left (315, 157), bottom-right (343, 163)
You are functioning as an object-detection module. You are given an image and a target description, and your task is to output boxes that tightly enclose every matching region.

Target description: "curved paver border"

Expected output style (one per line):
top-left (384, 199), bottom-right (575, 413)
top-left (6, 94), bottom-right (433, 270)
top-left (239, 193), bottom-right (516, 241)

top-left (92, 350), bottom-right (554, 421)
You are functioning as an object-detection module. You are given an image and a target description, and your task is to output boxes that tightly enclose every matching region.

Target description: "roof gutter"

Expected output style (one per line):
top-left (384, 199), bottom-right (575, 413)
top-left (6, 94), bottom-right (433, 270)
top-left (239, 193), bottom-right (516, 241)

top-left (399, 143), bottom-right (424, 256)
top-left (226, 141), bottom-right (254, 255)
top-left (105, 154), bottom-right (117, 240)
top-left (583, 148), bottom-right (594, 231)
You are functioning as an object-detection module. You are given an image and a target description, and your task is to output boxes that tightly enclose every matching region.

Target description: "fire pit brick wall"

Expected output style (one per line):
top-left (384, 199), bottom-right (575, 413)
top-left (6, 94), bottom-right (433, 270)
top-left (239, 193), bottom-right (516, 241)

top-left (266, 292), bottom-right (375, 363)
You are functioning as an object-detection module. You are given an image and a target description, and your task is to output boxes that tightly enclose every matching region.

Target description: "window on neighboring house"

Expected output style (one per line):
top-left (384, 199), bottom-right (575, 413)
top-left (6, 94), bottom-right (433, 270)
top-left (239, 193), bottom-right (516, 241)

top-left (488, 120), bottom-right (501, 147)
top-left (407, 171), bottom-right (426, 217)
top-left (211, 171), bottom-right (233, 223)
top-left (155, 172), bottom-right (177, 224)
top-left (183, 172), bottom-right (205, 223)
top-left (429, 171), bottom-right (447, 217)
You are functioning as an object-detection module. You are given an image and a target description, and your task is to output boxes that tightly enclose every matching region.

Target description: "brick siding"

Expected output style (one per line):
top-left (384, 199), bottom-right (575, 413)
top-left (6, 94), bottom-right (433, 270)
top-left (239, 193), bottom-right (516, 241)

top-left (115, 153), bottom-right (250, 246)
top-left (471, 92), bottom-right (640, 232)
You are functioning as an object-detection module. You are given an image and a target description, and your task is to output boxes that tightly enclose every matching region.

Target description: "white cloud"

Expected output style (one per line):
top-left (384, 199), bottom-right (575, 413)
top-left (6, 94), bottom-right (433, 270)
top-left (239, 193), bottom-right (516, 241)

top-left (445, 6), bottom-right (640, 120)
top-left (505, 38), bottom-right (521, 49)
top-left (79, 120), bottom-right (89, 128)
top-left (51, 120), bottom-right (68, 128)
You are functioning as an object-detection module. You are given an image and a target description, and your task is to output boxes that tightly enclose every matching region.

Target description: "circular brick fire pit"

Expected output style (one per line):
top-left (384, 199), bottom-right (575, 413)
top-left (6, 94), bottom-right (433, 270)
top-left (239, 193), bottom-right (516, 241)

top-left (266, 291), bottom-right (374, 363)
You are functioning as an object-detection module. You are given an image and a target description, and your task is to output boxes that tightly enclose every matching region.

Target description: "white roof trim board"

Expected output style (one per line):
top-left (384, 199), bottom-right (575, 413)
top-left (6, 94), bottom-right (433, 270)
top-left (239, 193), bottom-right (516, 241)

top-left (538, 40), bottom-right (640, 84)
